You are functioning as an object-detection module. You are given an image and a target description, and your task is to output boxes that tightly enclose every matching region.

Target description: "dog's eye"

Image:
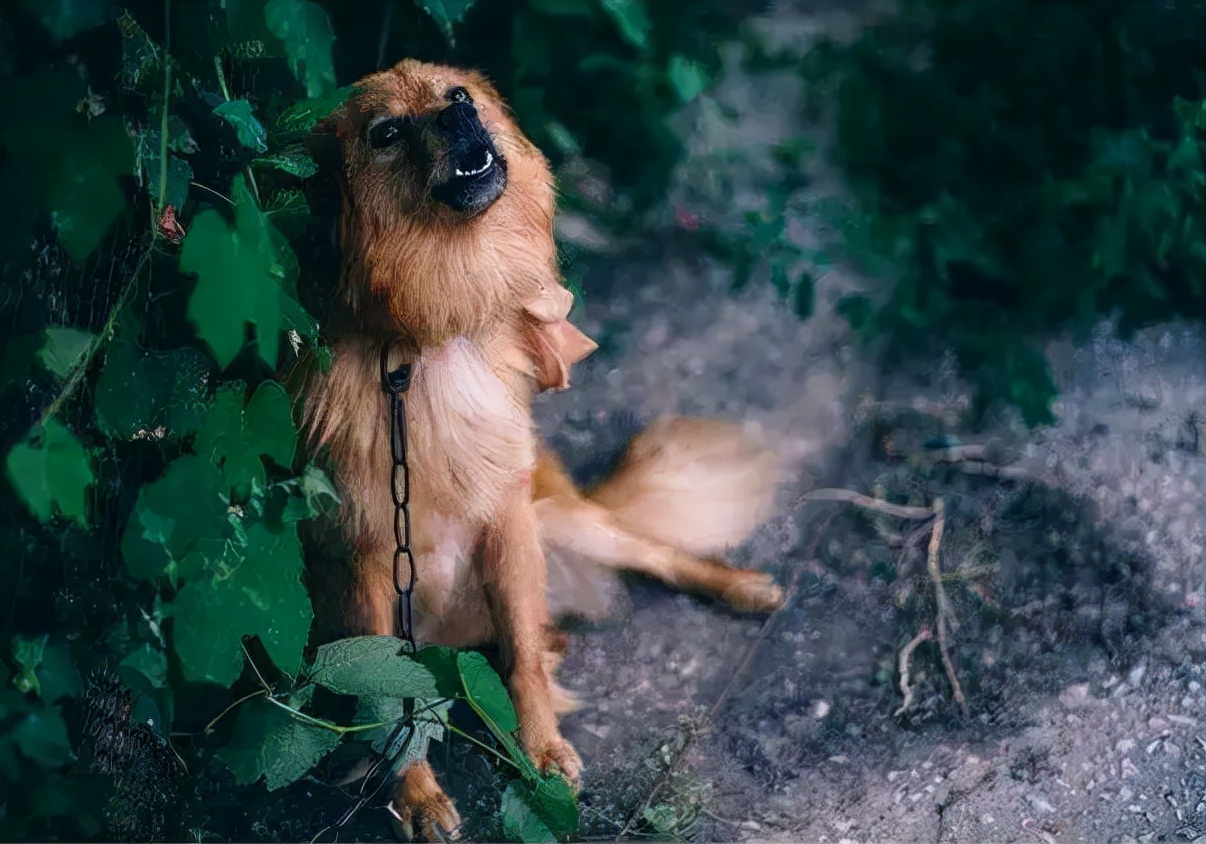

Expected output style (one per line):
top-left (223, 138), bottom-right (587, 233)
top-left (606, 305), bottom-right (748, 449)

top-left (447, 86), bottom-right (472, 105)
top-left (369, 117), bottom-right (404, 149)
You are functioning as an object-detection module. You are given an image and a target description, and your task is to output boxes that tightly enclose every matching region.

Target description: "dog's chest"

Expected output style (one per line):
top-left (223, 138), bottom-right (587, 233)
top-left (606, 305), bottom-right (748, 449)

top-left (407, 336), bottom-right (535, 526)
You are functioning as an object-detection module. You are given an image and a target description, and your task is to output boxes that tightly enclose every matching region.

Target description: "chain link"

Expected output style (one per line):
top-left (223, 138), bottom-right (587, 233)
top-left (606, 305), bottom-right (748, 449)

top-left (380, 343), bottom-right (417, 652)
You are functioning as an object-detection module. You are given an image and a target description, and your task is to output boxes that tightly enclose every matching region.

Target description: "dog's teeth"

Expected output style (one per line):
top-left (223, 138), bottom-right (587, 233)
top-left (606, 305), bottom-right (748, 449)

top-left (455, 151), bottom-right (493, 179)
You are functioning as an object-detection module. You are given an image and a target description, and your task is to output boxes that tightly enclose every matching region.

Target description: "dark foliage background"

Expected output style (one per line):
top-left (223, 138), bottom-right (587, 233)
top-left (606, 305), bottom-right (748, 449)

top-left (0, 0), bottom-right (1202, 841)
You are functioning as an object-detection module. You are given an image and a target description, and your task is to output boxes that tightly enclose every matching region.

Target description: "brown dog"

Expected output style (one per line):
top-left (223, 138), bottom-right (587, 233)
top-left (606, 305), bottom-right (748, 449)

top-left (303, 59), bottom-right (784, 839)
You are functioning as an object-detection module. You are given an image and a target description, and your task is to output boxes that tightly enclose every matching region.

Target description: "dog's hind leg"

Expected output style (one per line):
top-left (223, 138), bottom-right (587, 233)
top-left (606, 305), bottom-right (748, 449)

top-left (532, 419), bottom-right (785, 614)
top-left (534, 491), bottom-right (784, 613)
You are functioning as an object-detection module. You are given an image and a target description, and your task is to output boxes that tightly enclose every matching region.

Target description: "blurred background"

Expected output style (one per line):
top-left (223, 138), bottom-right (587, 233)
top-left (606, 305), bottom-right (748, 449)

top-left (1, 0), bottom-right (1204, 841)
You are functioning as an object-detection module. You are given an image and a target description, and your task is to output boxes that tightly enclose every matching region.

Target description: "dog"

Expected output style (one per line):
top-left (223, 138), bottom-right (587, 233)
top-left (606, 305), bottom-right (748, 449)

top-left (302, 59), bottom-right (785, 839)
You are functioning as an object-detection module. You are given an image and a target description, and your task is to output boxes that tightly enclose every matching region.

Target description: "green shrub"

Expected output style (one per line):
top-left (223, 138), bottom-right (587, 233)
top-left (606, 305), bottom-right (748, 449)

top-left (800, 0), bottom-right (1206, 425)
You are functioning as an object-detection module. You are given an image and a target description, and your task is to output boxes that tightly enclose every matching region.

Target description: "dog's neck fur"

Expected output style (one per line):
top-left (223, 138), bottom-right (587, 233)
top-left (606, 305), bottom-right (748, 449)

top-left (335, 134), bottom-right (561, 351)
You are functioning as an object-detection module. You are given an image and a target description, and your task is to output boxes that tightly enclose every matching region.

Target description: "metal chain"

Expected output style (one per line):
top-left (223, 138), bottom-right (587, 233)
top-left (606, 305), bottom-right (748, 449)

top-left (380, 342), bottom-right (417, 652)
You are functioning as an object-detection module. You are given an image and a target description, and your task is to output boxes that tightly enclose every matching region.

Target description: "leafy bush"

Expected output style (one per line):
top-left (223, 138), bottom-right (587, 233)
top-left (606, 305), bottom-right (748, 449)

top-left (799, 0), bottom-right (1206, 425)
top-left (0, 0), bottom-right (759, 839)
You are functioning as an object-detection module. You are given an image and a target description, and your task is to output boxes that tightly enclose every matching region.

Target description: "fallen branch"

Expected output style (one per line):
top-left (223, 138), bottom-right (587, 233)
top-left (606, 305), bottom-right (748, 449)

top-left (923, 444), bottom-right (1041, 482)
top-left (800, 488), bottom-right (934, 520)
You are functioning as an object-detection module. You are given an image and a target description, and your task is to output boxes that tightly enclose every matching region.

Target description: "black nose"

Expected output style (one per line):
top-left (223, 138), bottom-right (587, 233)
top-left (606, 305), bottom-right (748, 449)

top-left (438, 101), bottom-right (478, 133)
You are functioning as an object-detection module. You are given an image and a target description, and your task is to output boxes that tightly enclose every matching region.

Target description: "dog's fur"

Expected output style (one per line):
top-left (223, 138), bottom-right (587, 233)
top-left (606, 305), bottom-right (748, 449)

top-left (302, 60), bottom-right (784, 839)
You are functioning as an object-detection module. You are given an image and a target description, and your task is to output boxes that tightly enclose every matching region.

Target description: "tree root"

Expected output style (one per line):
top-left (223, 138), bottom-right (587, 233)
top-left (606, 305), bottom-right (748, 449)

top-left (926, 497), bottom-right (968, 717)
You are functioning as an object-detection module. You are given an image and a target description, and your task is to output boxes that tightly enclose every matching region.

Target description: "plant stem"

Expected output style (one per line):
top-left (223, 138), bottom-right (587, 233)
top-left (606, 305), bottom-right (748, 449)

top-left (156, 0), bottom-right (171, 213)
top-left (445, 723), bottom-right (522, 771)
top-left (212, 54), bottom-right (262, 206)
top-left (204, 688), bottom-right (267, 735)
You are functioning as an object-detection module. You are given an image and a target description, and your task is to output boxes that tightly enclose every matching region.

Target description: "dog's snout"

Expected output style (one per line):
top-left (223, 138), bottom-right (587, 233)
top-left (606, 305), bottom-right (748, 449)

top-left (438, 101), bottom-right (477, 133)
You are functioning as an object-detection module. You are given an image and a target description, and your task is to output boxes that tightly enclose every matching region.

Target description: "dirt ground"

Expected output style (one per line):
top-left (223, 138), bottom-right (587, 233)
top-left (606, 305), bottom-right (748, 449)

top-left (525, 3), bottom-right (1206, 842)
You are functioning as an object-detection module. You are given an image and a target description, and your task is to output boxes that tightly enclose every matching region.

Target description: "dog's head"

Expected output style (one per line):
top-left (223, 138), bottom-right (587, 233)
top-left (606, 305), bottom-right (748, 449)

top-left (331, 60), bottom-right (549, 222)
top-left (325, 60), bottom-right (558, 341)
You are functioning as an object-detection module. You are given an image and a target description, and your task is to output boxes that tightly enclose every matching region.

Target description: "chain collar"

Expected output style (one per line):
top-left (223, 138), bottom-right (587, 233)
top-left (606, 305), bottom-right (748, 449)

top-left (380, 341), bottom-right (417, 652)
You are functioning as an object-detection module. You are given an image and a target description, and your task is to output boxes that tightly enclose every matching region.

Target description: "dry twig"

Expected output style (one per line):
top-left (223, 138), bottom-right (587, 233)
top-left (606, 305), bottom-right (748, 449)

top-left (926, 498), bottom-right (968, 717)
top-left (922, 444), bottom-right (1041, 482)
top-left (800, 488), bottom-right (933, 520)
top-left (893, 626), bottom-right (933, 717)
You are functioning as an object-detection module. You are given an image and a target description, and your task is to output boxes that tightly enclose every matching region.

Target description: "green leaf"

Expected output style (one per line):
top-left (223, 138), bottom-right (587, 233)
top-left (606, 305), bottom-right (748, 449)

top-left (356, 695), bottom-right (450, 761)
top-left (457, 650), bottom-right (518, 735)
top-left (12, 635), bottom-right (47, 696)
top-left (143, 143), bottom-right (194, 210)
top-left (7, 706), bottom-right (74, 767)
top-left (667, 54), bottom-right (708, 104)
top-left (169, 521), bottom-right (312, 686)
top-left (167, 116), bottom-right (198, 154)
top-left (298, 463), bottom-right (339, 512)
top-left (52, 161), bottom-right (127, 261)
top-left (413, 646), bottom-right (467, 699)
top-left (214, 99), bottom-right (269, 153)
top-left (502, 780), bottom-right (557, 843)
top-left (180, 176), bottom-right (303, 368)
top-left (264, 189), bottom-right (310, 221)
top-left (121, 454), bottom-right (234, 582)
top-left (119, 11), bottom-right (161, 90)
top-left (275, 85), bottom-right (356, 133)
top-left (37, 327), bottom-right (95, 378)
top-left (5, 420), bottom-right (95, 524)
top-left (32, 640), bottom-right (82, 703)
top-left (503, 776), bottom-right (580, 842)
top-left (194, 382), bottom-right (297, 499)
top-left (835, 294), bottom-right (873, 333)
top-left (598, 0), bottom-right (650, 51)
top-left (218, 695), bottom-right (340, 790)
top-left (264, 0), bottom-right (337, 99)
top-left (94, 338), bottom-right (209, 441)
top-left (262, 463), bottom-right (339, 526)
top-left (416, 0), bottom-right (478, 43)
top-left (308, 636), bottom-right (439, 699)
top-left (120, 643), bottom-right (169, 689)
top-left (49, 116), bottom-right (135, 262)
top-left (253, 146), bottom-right (319, 179)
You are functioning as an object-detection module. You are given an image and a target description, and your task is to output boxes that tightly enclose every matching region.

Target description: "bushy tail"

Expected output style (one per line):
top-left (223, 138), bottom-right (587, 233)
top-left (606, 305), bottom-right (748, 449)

top-left (540, 415), bottom-right (786, 624)
top-left (586, 416), bottom-right (783, 558)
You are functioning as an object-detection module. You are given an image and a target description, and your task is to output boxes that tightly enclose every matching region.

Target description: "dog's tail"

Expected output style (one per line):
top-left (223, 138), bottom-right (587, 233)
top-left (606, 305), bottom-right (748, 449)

top-left (587, 416), bottom-right (782, 558)
top-left (540, 416), bottom-right (785, 625)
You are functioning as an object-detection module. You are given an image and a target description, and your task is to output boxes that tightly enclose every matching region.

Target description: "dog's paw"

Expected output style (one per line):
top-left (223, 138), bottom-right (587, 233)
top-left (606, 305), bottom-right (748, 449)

top-left (720, 570), bottom-right (784, 613)
top-left (390, 766), bottom-right (462, 842)
top-left (526, 733), bottom-right (583, 787)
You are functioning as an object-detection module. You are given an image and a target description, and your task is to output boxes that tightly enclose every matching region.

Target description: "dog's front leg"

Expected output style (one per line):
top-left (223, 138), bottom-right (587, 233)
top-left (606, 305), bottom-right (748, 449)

top-left (481, 479), bottom-right (583, 783)
top-left (351, 538), bottom-right (462, 840)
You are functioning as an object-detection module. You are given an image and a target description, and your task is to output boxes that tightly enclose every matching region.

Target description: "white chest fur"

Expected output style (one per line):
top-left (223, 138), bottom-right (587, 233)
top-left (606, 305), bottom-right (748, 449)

top-left (404, 336), bottom-right (535, 641)
top-left (408, 336), bottom-right (536, 528)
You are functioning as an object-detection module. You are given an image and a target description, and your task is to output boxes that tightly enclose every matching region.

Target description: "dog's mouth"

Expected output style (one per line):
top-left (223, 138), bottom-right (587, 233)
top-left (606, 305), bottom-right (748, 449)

top-left (430, 103), bottom-right (508, 216)
top-left (453, 148), bottom-right (495, 179)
